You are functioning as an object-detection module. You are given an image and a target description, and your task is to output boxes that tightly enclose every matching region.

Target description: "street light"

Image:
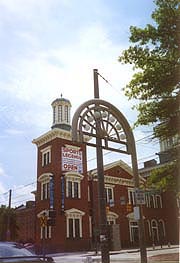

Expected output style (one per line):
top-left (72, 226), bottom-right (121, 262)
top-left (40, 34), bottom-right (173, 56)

top-left (72, 69), bottom-right (147, 263)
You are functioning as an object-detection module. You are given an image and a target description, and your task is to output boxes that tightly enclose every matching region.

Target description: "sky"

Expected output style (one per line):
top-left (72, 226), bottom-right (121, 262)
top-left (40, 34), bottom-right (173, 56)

top-left (0, 0), bottom-right (159, 206)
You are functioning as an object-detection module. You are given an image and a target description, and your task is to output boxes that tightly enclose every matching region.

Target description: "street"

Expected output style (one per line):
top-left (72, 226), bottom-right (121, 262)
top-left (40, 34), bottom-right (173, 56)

top-left (50, 246), bottom-right (179, 263)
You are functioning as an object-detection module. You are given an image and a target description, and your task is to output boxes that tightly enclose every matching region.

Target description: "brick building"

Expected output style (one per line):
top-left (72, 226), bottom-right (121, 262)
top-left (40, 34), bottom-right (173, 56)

top-left (15, 96), bottom-right (179, 253)
top-left (15, 201), bottom-right (36, 243)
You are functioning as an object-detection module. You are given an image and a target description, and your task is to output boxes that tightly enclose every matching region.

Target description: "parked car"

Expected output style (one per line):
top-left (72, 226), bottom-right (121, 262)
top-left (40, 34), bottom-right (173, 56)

top-left (0, 242), bottom-right (53, 262)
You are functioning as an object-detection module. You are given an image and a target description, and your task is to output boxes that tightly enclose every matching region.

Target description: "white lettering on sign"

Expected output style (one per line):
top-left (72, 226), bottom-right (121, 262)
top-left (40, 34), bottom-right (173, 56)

top-left (61, 146), bottom-right (83, 173)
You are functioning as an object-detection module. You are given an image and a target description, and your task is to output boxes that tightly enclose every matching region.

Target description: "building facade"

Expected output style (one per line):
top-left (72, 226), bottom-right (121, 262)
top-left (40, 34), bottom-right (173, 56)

top-left (32, 96), bottom-right (91, 252)
top-left (89, 160), bottom-right (179, 250)
top-left (15, 96), bottom-right (179, 253)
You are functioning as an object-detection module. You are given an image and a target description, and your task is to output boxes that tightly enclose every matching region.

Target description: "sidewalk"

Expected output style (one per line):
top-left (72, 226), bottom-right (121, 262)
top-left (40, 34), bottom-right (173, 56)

top-left (149, 252), bottom-right (179, 262)
top-left (50, 245), bottom-right (179, 263)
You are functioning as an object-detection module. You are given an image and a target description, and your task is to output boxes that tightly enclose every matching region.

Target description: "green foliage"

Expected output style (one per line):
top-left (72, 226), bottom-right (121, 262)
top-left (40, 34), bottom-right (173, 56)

top-left (119, 0), bottom-right (180, 194)
top-left (146, 161), bottom-right (179, 193)
top-left (119, 0), bottom-right (180, 139)
top-left (0, 205), bottom-right (19, 241)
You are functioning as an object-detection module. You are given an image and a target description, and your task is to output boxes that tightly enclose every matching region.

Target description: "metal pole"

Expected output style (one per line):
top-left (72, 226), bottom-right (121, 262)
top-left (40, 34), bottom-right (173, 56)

top-left (131, 142), bottom-right (147, 263)
top-left (94, 69), bottom-right (110, 263)
top-left (94, 69), bottom-right (99, 99)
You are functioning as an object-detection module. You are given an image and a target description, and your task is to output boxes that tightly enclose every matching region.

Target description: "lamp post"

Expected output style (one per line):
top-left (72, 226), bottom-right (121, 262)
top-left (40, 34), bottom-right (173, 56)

top-left (72, 69), bottom-right (147, 263)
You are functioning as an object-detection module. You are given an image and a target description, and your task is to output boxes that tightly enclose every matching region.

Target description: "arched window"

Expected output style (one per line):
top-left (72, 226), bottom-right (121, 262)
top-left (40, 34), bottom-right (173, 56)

top-left (107, 211), bottom-right (118, 225)
top-left (38, 173), bottom-right (53, 200)
top-left (159, 219), bottom-right (166, 237)
top-left (155, 195), bottom-right (162, 208)
top-left (65, 208), bottom-right (85, 238)
top-left (150, 195), bottom-right (155, 208)
top-left (151, 219), bottom-right (159, 243)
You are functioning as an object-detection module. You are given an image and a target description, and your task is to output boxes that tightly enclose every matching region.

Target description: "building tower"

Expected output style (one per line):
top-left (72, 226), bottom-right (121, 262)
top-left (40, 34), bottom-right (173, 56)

top-left (32, 96), bottom-right (90, 253)
top-left (51, 95), bottom-right (71, 131)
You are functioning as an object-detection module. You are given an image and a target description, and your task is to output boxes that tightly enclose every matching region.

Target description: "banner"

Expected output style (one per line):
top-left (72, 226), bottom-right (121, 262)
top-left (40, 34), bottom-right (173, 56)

top-left (49, 176), bottom-right (54, 209)
top-left (61, 145), bottom-right (83, 173)
top-left (61, 176), bottom-right (65, 212)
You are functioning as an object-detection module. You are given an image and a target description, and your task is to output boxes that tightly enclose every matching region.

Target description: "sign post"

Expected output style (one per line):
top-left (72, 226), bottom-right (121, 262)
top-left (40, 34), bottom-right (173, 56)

top-left (135, 189), bottom-right (146, 205)
top-left (39, 213), bottom-right (47, 259)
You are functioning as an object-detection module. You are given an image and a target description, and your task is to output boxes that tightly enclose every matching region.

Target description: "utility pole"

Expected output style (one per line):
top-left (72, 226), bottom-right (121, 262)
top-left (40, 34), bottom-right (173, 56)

top-left (6, 189), bottom-right (12, 241)
top-left (93, 69), bottom-right (110, 263)
top-left (72, 68), bottom-right (147, 263)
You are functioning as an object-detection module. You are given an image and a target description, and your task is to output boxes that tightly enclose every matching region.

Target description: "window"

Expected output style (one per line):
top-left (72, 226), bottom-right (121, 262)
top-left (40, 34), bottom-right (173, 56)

top-left (53, 106), bottom-right (56, 123)
top-left (40, 226), bottom-right (52, 239)
top-left (68, 181), bottom-right (72, 198)
top-left (145, 194), bottom-right (150, 207)
top-left (37, 210), bottom-right (52, 239)
top-left (151, 219), bottom-right (159, 242)
top-left (68, 218), bottom-right (73, 238)
top-left (74, 182), bottom-right (79, 198)
top-left (149, 195), bottom-right (155, 208)
top-left (58, 105), bottom-right (62, 122)
top-left (67, 180), bottom-right (79, 198)
top-left (38, 173), bottom-right (53, 201)
top-left (67, 218), bottom-right (80, 238)
top-left (105, 185), bottom-right (114, 205)
top-left (128, 188), bottom-right (135, 205)
top-left (65, 208), bottom-right (85, 238)
top-left (155, 195), bottom-right (162, 208)
top-left (75, 218), bottom-right (80, 237)
top-left (43, 152), bottom-right (50, 166)
top-left (65, 172), bottom-right (84, 199)
top-left (41, 146), bottom-right (51, 167)
top-left (107, 211), bottom-right (118, 225)
top-left (159, 219), bottom-right (166, 239)
top-left (41, 181), bottom-right (49, 200)
top-left (129, 221), bottom-right (139, 243)
top-left (64, 105), bottom-right (69, 122)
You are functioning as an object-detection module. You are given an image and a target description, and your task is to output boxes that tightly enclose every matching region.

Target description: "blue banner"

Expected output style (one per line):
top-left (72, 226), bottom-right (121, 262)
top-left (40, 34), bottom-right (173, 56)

top-left (49, 176), bottom-right (54, 209)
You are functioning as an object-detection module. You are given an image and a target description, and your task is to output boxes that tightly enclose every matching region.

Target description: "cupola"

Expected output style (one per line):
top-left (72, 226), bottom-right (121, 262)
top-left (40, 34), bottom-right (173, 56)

top-left (51, 94), bottom-right (71, 131)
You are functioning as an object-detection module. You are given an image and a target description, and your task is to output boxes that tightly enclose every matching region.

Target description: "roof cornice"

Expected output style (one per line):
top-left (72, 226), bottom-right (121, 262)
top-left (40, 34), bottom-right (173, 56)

top-left (89, 159), bottom-right (133, 176)
top-left (32, 128), bottom-right (71, 147)
top-left (32, 128), bottom-right (91, 147)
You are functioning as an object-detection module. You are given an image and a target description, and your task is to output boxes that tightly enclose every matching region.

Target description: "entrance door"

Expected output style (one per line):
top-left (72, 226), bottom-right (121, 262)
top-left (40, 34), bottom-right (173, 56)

top-left (129, 221), bottom-right (139, 246)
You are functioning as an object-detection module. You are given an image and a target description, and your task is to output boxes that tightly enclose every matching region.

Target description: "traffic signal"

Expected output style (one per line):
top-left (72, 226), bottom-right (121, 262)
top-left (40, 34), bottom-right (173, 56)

top-left (47, 210), bottom-right (56, 226)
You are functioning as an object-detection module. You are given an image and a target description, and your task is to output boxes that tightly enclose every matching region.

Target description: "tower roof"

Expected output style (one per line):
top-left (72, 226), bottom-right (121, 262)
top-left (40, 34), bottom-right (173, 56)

top-left (51, 95), bottom-right (71, 106)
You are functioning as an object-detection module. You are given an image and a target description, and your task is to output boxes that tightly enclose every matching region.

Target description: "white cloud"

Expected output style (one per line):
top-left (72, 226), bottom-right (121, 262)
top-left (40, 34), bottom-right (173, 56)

top-left (0, 20), bottom-right (135, 132)
top-left (0, 165), bottom-right (7, 177)
top-left (5, 128), bottom-right (24, 135)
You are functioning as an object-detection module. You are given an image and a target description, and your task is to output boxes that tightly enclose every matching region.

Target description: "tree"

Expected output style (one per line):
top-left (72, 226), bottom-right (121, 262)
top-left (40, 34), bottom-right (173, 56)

top-left (0, 205), bottom-right (19, 241)
top-left (119, 0), bottom-right (180, 193)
